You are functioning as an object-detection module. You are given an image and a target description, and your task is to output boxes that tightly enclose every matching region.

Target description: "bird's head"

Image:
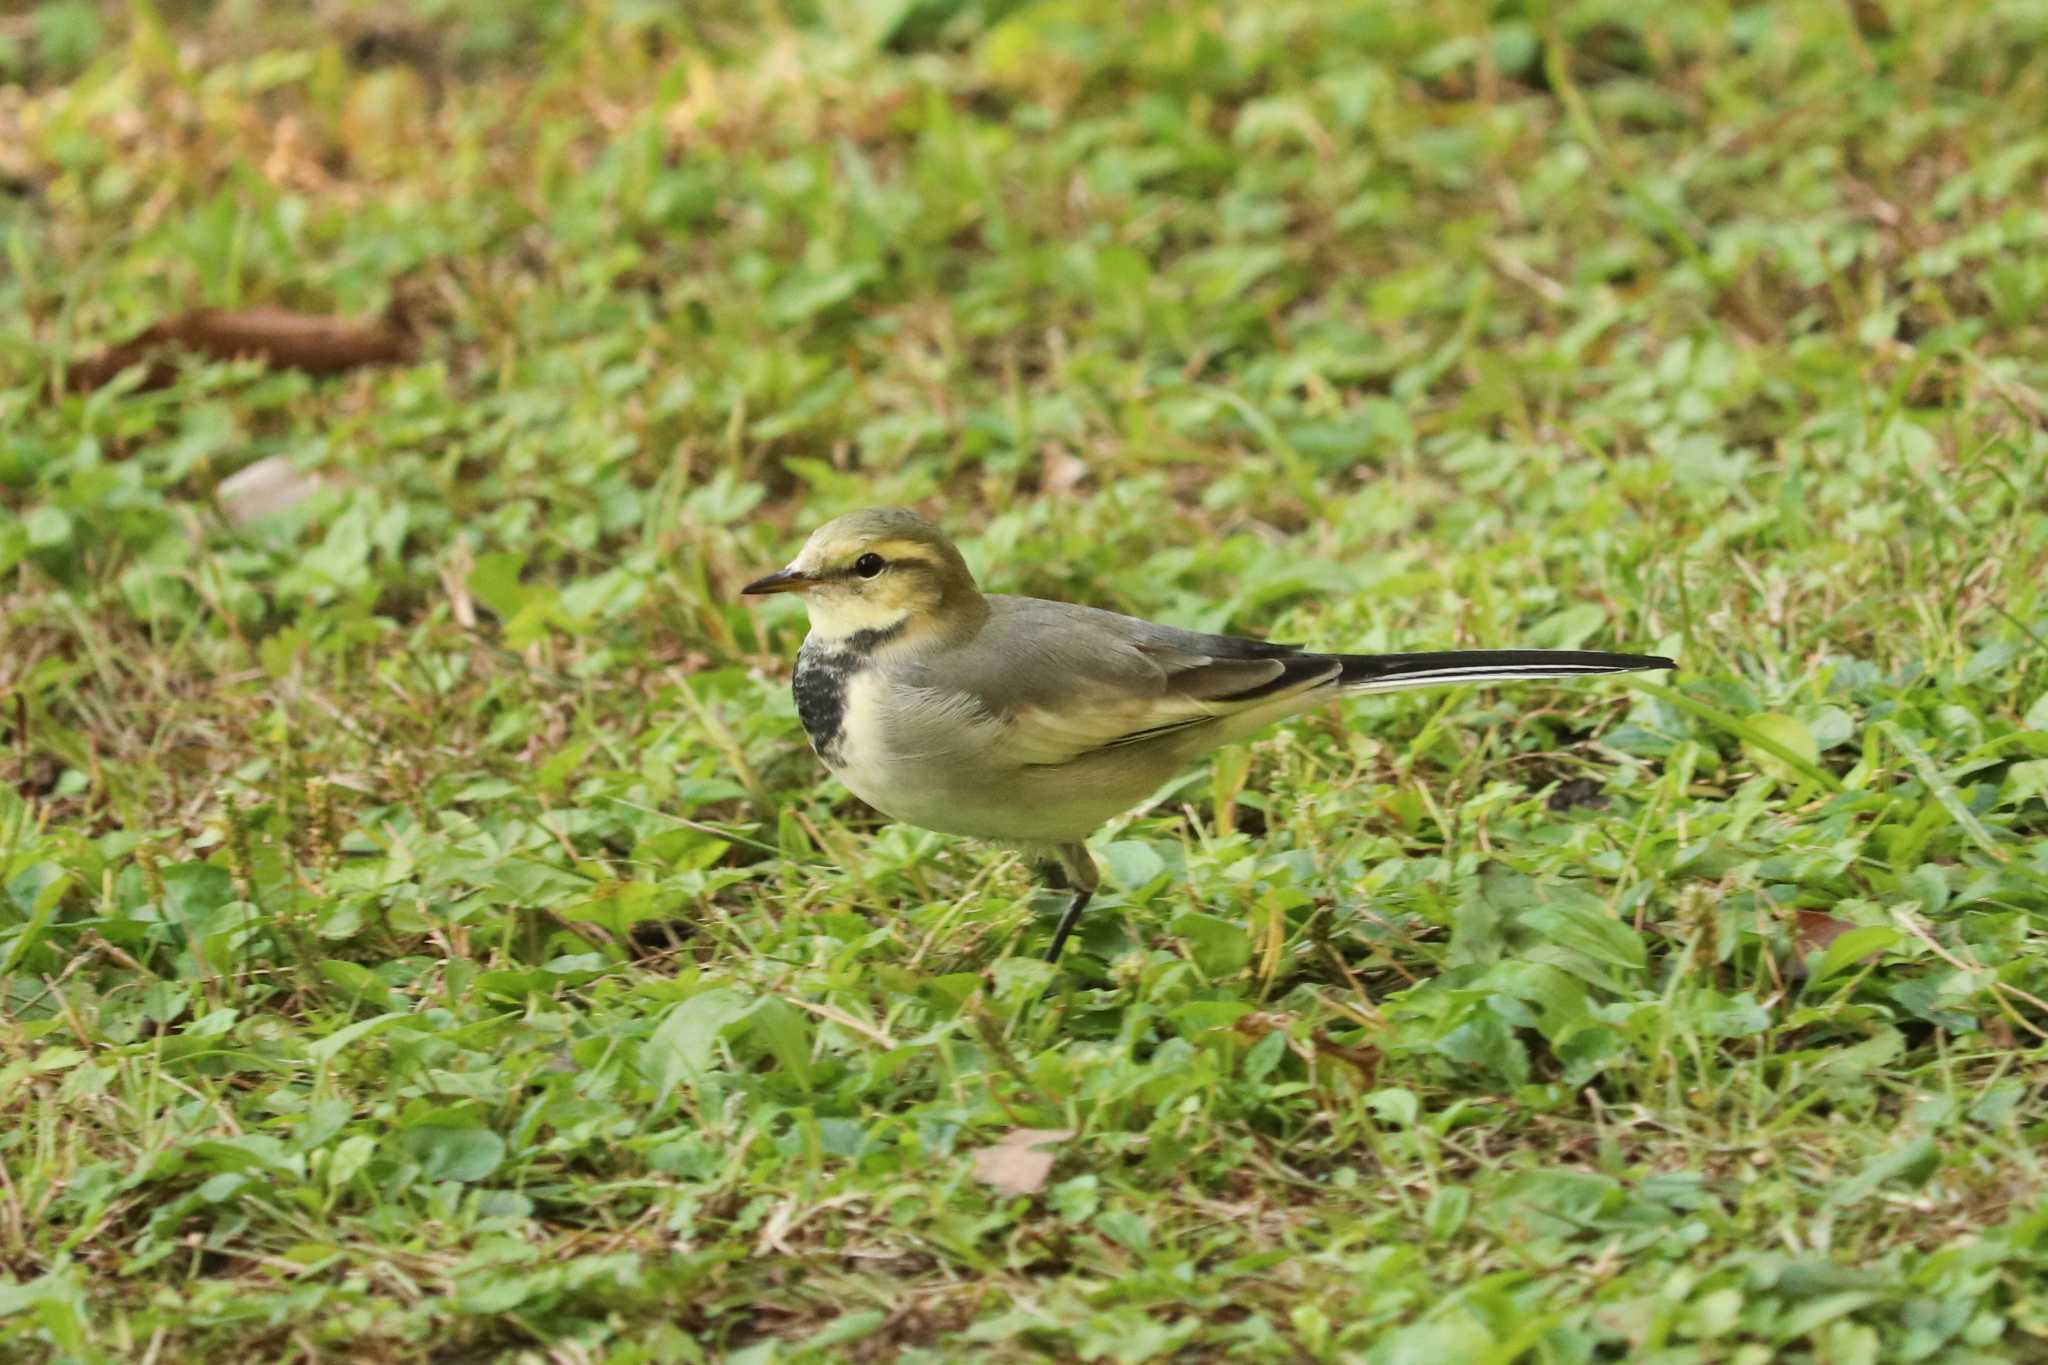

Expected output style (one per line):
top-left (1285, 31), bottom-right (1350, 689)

top-left (741, 507), bottom-right (984, 644)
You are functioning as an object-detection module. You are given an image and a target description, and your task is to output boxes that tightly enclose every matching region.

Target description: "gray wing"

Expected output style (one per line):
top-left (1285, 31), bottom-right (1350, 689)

top-left (892, 596), bottom-right (1341, 767)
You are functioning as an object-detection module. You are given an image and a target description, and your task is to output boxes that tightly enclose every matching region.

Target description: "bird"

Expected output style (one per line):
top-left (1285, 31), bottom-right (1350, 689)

top-left (742, 508), bottom-right (1675, 966)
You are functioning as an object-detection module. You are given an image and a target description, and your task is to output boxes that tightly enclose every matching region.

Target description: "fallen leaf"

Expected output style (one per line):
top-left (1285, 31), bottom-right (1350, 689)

top-left (1847, 0), bottom-right (1893, 38)
top-left (1794, 910), bottom-right (1857, 956)
top-left (1041, 444), bottom-right (1088, 496)
top-left (440, 543), bottom-right (477, 630)
top-left (1985, 1012), bottom-right (2017, 1050)
top-left (1233, 1011), bottom-right (1378, 1076)
top-left (969, 1127), bottom-right (1072, 1198)
top-left (215, 456), bottom-right (328, 526)
top-left (1232, 1011), bottom-right (1295, 1039)
top-left (1789, 910), bottom-right (1889, 981)
top-left (63, 305), bottom-right (414, 394)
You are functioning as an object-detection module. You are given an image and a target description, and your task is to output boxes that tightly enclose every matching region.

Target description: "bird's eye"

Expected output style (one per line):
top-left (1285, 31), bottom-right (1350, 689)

top-left (853, 553), bottom-right (885, 578)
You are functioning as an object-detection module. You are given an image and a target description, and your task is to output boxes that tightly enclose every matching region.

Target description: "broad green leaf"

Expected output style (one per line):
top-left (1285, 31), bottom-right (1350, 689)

top-left (1424, 1186), bottom-right (1470, 1240)
top-left (2005, 759), bottom-right (2048, 807)
top-left (1632, 682), bottom-right (1842, 792)
top-left (1744, 712), bottom-right (1819, 789)
top-left (1099, 840), bottom-right (1168, 892)
top-left (744, 997), bottom-right (814, 1088)
top-left (1809, 926), bottom-right (1902, 984)
top-left (2027, 690), bottom-right (2048, 731)
top-left (1825, 1135), bottom-right (1938, 1207)
top-left (1474, 960), bottom-right (1593, 1031)
top-left (25, 505), bottom-right (73, 548)
top-left (327, 1135), bottom-right (376, 1189)
top-left (1, 865), bottom-right (71, 971)
top-left (305, 1012), bottom-right (405, 1063)
top-left (397, 1125), bottom-right (506, 1183)
top-left (1881, 721), bottom-right (2005, 859)
top-left (1364, 1088), bottom-right (1419, 1127)
top-left (1527, 601), bottom-right (1605, 650)
top-left (647, 987), bottom-right (754, 1092)
top-left (1171, 1000), bottom-right (1254, 1034)
top-left (315, 959), bottom-right (399, 1011)
top-left (467, 552), bottom-right (531, 621)
top-left (1523, 895), bottom-right (1645, 973)
top-left (1170, 910), bottom-right (1251, 977)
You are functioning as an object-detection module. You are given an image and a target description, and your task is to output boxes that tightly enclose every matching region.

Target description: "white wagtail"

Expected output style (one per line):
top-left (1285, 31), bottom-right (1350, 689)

top-left (743, 509), bottom-right (1674, 964)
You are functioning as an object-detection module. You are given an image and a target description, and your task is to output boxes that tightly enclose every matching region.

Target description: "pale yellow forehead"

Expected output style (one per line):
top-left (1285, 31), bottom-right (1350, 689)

top-left (804, 532), bottom-right (935, 560)
top-left (796, 508), bottom-right (952, 565)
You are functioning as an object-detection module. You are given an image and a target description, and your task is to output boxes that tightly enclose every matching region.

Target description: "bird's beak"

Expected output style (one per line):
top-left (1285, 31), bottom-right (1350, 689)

top-left (740, 567), bottom-right (814, 596)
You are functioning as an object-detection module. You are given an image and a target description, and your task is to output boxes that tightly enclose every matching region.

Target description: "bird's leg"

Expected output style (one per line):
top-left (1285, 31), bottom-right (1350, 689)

top-left (1041, 842), bottom-right (1100, 965)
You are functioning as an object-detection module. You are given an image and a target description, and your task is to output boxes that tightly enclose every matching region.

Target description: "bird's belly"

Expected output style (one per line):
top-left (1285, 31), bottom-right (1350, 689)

top-left (826, 675), bottom-right (1144, 842)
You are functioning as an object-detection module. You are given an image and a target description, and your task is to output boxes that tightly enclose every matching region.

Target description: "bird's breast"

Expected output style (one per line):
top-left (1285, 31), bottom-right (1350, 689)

top-left (805, 668), bottom-right (1136, 843)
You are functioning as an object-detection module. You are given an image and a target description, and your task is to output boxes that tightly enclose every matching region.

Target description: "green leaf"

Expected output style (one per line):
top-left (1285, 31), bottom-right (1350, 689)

top-left (1424, 1186), bottom-right (1471, 1240)
top-left (1523, 894), bottom-right (1645, 973)
top-left (327, 1135), bottom-right (376, 1188)
top-left (1364, 1088), bottom-right (1419, 1127)
top-left (798, 1310), bottom-right (888, 1355)
top-left (305, 1012), bottom-right (405, 1063)
top-left (1438, 1011), bottom-right (1528, 1086)
top-left (468, 552), bottom-right (531, 621)
top-left (1099, 840), bottom-right (1168, 892)
top-left (744, 997), bottom-right (814, 1088)
top-left (536, 738), bottom-right (592, 797)
top-left (1632, 682), bottom-right (1842, 792)
top-left (1, 865), bottom-right (71, 971)
top-left (315, 959), bottom-right (400, 1012)
top-left (1171, 1000), bottom-right (1254, 1034)
top-left (299, 1098), bottom-right (352, 1150)
top-left (1527, 601), bottom-right (1605, 650)
top-left (159, 862), bottom-right (236, 926)
top-left (1474, 960), bottom-right (1593, 1031)
top-left (1825, 1134), bottom-right (1938, 1207)
top-left (1881, 721), bottom-right (2006, 860)
top-left (1803, 704), bottom-right (1857, 750)
top-left (397, 1125), bottom-right (506, 1183)
top-left (1743, 712), bottom-right (1820, 789)
top-left (1808, 926), bottom-right (1902, 984)
top-left (2005, 759), bottom-right (2048, 807)
top-left (25, 505), bottom-right (73, 548)
top-left (1698, 991), bottom-right (1772, 1038)
top-left (1243, 1029), bottom-right (1287, 1083)
top-left (1170, 910), bottom-right (1251, 977)
top-left (647, 987), bottom-right (754, 1093)
top-left (766, 264), bottom-right (877, 325)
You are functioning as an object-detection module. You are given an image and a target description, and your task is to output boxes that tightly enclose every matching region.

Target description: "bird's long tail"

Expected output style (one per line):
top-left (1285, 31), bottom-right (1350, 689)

top-left (1332, 649), bottom-right (1674, 694)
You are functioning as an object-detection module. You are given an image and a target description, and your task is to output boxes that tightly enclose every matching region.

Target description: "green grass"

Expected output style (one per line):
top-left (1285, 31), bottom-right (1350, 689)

top-left (6, 0), bottom-right (2048, 1359)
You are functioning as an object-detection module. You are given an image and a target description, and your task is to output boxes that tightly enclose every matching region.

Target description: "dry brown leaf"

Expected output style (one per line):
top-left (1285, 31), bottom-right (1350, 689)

top-left (1041, 444), bottom-right (1088, 496)
top-left (1794, 911), bottom-right (1857, 956)
top-left (63, 305), bottom-right (414, 394)
top-left (1785, 912), bottom-right (1867, 965)
top-left (1788, 910), bottom-right (1875, 980)
top-left (216, 456), bottom-right (328, 526)
top-left (440, 543), bottom-right (477, 630)
top-left (969, 1127), bottom-right (1072, 1198)
top-left (1232, 1010), bottom-right (1378, 1076)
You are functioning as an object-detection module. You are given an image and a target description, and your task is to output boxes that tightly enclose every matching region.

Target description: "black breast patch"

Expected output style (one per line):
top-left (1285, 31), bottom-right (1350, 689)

top-left (792, 645), bottom-right (853, 766)
top-left (790, 622), bottom-right (906, 768)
